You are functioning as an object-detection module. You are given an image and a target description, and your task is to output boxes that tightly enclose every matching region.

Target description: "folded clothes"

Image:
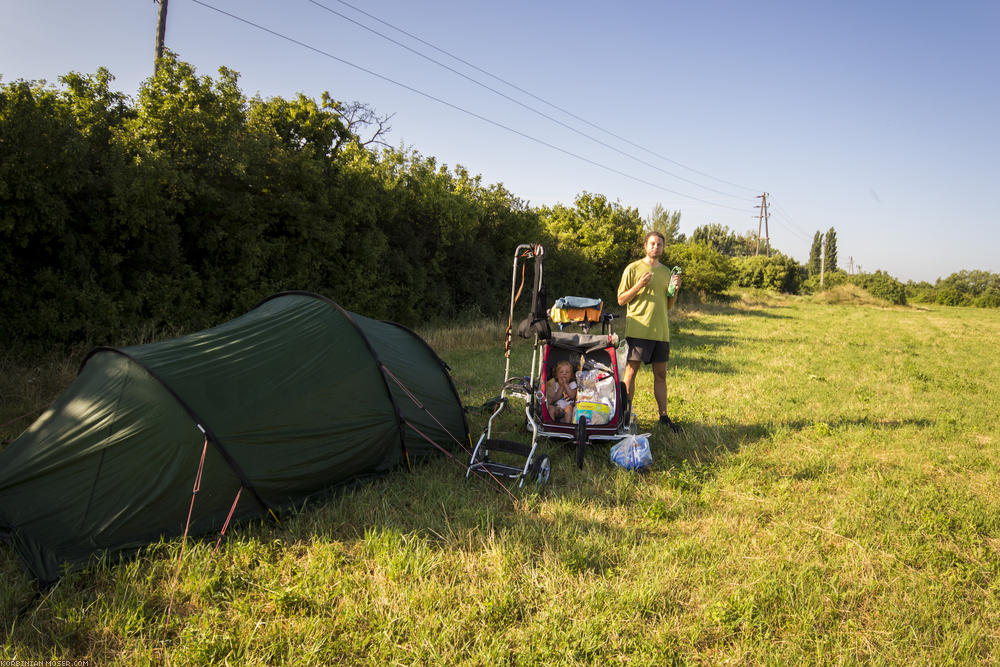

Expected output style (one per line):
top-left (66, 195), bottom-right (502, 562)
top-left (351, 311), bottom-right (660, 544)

top-left (553, 296), bottom-right (603, 310)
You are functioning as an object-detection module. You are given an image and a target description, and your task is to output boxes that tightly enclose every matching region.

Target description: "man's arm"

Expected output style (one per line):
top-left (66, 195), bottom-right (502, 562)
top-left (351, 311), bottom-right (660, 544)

top-left (617, 270), bottom-right (651, 306)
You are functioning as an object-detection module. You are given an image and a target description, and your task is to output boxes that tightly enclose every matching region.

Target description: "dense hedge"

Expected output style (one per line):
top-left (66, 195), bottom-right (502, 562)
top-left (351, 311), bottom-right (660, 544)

top-left (1, 58), bottom-right (544, 345)
top-left (1, 57), bottom-right (769, 349)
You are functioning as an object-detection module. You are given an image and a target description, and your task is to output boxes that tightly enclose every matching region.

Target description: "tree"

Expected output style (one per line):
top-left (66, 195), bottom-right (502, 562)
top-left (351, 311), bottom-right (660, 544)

top-left (538, 192), bottom-right (645, 303)
top-left (823, 227), bottom-right (838, 272)
top-left (809, 231), bottom-right (823, 276)
top-left (645, 204), bottom-right (685, 245)
top-left (690, 223), bottom-right (740, 256)
top-left (662, 243), bottom-right (734, 295)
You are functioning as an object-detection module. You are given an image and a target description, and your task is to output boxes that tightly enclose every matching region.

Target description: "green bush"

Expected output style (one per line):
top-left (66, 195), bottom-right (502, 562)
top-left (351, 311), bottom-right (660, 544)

top-left (802, 269), bottom-right (849, 294)
top-left (732, 254), bottom-right (804, 293)
top-left (662, 242), bottom-right (735, 296)
top-left (903, 271), bottom-right (1000, 308)
top-left (850, 271), bottom-right (907, 305)
top-left (905, 281), bottom-right (936, 304)
top-left (974, 289), bottom-right (1000, 308)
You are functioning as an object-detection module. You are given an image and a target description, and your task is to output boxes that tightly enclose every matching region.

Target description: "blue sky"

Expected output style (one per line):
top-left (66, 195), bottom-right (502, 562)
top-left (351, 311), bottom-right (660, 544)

top-left (2, 0), bottom-right (997, 282)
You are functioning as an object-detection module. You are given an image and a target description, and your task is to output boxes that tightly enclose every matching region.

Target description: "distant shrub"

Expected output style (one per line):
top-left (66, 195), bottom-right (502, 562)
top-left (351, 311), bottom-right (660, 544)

top-left (974, 289), bottom-right (1000, 308)
top-left (932, 270), bottom-right (1000, 308)
top-left (906, 281), bottom-right (936, 304)
top-left (802, 269), bottom-right (848, 294)
top-left (850, 271), bottom-right (907, 305)
top-left (732, 255), bottom-right (804, 293)
top-left (935, 287), bottom-right (968, 307)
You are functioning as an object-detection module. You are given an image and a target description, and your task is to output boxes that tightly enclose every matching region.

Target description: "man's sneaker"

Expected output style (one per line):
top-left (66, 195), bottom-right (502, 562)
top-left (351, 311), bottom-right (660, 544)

top-left (659, 415), bottom-right (681, 433)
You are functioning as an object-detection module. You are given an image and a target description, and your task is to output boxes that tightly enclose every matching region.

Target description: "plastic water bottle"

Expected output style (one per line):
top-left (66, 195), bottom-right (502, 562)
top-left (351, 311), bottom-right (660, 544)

top-left (666, 266), bottom-right (683, 297)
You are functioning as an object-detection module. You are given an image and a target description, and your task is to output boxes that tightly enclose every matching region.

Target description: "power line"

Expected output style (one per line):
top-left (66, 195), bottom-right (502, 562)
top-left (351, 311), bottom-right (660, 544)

top-left (305, 0), bottom-right (749, 202)
top-left (326, 0), bottom-right (762, 195)
top-left (769, 200), bottom-right (813, 242)
top-left (188, 0), bottom-right (753, 213)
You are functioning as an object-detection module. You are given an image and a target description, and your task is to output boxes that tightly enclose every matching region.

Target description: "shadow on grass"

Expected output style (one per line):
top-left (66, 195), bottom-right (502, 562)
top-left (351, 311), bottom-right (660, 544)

top-left (684, 302), bottom-right (795, 320)
top-left (637, 414), bottom-right (936, 472)
top-left (1, 410), bottom-right (937, 658)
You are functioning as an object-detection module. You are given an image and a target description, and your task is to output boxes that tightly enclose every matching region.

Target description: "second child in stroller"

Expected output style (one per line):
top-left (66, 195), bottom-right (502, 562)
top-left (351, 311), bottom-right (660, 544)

top-left (545, 360), bottom-right (578, 423)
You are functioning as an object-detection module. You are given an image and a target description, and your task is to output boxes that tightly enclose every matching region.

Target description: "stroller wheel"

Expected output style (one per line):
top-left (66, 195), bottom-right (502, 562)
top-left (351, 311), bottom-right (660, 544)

top-left (531, 455), bottom-right (551, 486)
top-left (575, 416), bottom-right (589, 470)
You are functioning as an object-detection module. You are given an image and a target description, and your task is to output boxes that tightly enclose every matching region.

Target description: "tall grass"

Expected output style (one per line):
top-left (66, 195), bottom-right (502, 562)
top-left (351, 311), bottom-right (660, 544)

top-left (3, 299), bottom-right (1000, 664)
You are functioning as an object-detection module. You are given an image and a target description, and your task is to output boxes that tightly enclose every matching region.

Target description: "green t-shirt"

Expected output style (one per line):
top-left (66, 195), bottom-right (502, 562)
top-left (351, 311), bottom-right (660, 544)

top-left (617, 259), bottom-right (672, 342)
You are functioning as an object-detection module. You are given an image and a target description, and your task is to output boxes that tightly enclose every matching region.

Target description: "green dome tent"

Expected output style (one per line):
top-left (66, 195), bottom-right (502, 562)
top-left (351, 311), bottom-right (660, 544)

top-left (0, 291), bottom-right (469, 583)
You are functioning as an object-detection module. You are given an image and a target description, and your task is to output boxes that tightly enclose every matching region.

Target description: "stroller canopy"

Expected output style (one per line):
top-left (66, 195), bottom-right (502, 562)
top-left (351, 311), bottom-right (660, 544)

top-left (0, 291), bottom-right (468, 582)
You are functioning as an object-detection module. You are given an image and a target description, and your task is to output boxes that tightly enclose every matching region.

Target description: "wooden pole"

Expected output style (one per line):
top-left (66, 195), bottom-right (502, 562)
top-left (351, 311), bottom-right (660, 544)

top-left (762, 193), bottom-right (770, 257)
top-left (820, 234), bottom-right (826, 288)
top-left (155, 0), bottom-right (169, 70)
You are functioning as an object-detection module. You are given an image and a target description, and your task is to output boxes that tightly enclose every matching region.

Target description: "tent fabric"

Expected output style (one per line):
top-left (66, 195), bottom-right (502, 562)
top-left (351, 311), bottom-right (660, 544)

top-left (0, 291), bottom-right (468, 582)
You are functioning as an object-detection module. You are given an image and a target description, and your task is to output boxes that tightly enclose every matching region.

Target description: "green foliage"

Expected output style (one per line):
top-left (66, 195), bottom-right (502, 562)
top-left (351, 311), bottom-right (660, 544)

top-left (904, 271), bottom-right (1000, 308)
top-left (808, 231), bottom-right (822, 276)
top-left (934, 270), bottom-right (1000, 307)
top-left (905, 280), bottom-right (936, 304)
top-left (732, 254), bottom-right (804, 293)
top-left (849, 271), bottom-right (908, 305)
top-left (645, 203), bottom-right (685, 244)
top-left (0, 56), bottom-right (547, 345)
top-left (689, 223), bottom-right (760, 257)
top-left (802, 269), bottom-right (849, 294)
top-left (689, 223), bottom-right (738, 256)
top-left (538, 192), bottom-right (645, 304)
top-left (662, 242), bottom-right (735, 295)
top-left (823, 227), bottom-right (838, 272)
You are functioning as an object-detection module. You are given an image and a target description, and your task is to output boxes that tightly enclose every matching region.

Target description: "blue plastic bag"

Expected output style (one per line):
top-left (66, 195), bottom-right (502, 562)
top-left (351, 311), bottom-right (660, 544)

top-left (609, 433), bottom-right (652, 470)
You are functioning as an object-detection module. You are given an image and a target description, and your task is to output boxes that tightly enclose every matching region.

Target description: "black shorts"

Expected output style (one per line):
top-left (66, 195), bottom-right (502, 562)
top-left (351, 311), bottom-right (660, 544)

top-left (626, 337), bottom-right (670, 364)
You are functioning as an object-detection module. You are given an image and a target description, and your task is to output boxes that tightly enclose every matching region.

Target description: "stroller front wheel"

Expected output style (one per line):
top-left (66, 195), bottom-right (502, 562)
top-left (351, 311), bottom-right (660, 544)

top-left (531, 455), bottom-right (551, 486)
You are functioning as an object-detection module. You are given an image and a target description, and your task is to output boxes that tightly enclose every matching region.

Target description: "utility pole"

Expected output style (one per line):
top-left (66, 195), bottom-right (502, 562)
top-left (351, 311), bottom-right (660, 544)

top-left (820, 234), bottom-right (826, 288)
top-left (754, 192), bottom-right (770, 256)
top-left (848, 256), bottom-right (854, 274)
top-left (154, 0), bottom-right (169, 70)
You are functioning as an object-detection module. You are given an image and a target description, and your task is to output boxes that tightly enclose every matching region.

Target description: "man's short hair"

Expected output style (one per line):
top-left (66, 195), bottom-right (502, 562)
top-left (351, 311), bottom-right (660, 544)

top-left (644, 230), bottom-right (666, 244)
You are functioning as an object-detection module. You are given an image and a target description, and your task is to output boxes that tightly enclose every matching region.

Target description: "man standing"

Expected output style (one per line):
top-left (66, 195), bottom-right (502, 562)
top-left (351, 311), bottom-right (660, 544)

top-left (617, 231), bottom-right (682, 431)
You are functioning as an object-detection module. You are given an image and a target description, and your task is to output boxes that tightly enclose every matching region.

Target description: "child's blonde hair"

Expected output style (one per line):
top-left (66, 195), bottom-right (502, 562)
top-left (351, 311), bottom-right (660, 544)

top-left (553, 359), bottom-right (573, 375)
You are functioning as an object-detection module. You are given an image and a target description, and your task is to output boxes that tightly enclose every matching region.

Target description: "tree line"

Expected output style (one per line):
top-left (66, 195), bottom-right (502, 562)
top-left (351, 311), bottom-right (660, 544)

top-left (2, 56), bottom-right (996, 348)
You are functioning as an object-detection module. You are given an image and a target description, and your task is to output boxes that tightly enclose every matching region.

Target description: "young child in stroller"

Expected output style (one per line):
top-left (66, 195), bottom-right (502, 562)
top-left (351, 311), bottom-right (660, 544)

top-left (545, 360), bottom-right (578, 423)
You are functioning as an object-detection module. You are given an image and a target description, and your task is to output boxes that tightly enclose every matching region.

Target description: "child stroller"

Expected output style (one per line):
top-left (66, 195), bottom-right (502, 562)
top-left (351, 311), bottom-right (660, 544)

top-left (467, 244), bottom-right (634, 486)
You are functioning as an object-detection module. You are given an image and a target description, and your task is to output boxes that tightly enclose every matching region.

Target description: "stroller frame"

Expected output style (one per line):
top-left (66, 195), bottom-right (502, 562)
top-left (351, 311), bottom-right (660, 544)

top-left (467, 244), bottom-right (634, 486)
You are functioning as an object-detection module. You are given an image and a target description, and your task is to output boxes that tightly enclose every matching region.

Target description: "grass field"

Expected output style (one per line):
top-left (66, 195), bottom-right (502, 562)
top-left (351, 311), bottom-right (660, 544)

top-left (3, 291), bottom-right (1000, 664)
